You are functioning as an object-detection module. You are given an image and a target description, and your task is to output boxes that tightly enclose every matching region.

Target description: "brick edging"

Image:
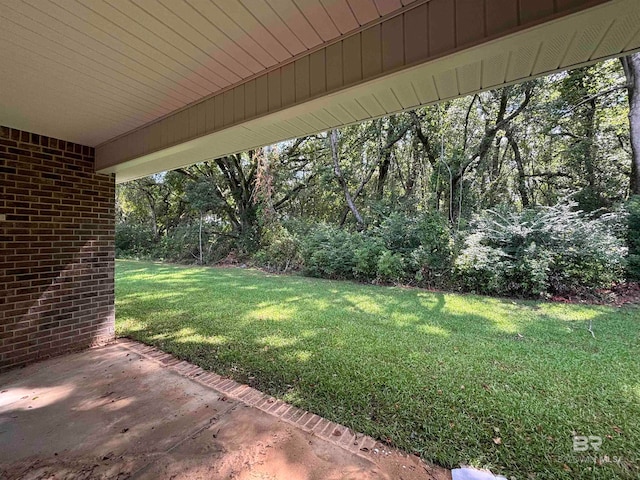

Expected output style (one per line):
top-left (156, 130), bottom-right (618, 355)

top-left (116, 338), bottom-right (409, 462)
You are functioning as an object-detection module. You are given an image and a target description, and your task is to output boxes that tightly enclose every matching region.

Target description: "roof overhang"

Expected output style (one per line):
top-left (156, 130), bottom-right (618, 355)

top-left (1, 0), bottom-right (638, 183)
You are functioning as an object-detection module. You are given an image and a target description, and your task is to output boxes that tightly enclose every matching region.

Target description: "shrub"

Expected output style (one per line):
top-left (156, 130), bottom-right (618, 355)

top-left (505, 243), bottom-right (552, 297)
top-left (375, 211), bottom-right (453, 286)
top-left (297, 212), bottom-right (452, 286)
top-left (455, 203), bottom-right (627, 297)
top-left (253, 224), bottom-right (302, 272)
top-left (455, 232), bottom-right (510, 294)
top-left (300, 225), bottom-right (358, 279)
top-left (115, 223), bottom-right (156, 258)
top-left (154, 224), bottom-right (200, 263)
top-left (353, 236), bottom-right (386, 280)
top-left (206, 235), bottom-right (237, 263)
top-left (376, 249), bottom-right (405, 283)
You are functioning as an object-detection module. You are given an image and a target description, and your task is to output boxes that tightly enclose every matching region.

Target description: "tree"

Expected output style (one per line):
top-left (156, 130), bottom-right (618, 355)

top-left (374, 115), bottom-right (412, 200)
top-left (174, 138), bottom-right (316, 256)
top-left (622, 53), bottom-right (640, 195)
top-left (185, 179), bottom-right (220, 264)
top-left (330, 129), bottom-right (365, 228)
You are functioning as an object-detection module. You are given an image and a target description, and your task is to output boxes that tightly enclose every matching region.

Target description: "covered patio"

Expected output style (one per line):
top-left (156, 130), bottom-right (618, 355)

top-left (1, 0), bottom-right (639, 477)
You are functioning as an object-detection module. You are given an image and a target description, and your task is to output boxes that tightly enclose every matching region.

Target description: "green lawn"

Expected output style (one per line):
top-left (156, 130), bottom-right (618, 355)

top-left (116, 259), bottom-right (639, 479)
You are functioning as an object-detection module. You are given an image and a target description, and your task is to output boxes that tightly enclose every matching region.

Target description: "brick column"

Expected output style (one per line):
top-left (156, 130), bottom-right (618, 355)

top-left (1, 126), bottom-right (115, 372)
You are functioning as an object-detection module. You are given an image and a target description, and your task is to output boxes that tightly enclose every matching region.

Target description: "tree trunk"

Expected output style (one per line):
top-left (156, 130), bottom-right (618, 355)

top-left (374, 116), bottom-right (410, 200)
top-left (330, 130), bottom-right (365, 227)
top-left (404, 140), bottom-right (421, 198)
top-left (506, 129), bottom-right (529, 207)
top-left (375, 148), bottom-right (393, 200)
top-left (199, 211), bottom-right (203, 265)
top-left (583, 97), bottom-right (597, 191)
top-left (622, 53), bottom-right (640, 195)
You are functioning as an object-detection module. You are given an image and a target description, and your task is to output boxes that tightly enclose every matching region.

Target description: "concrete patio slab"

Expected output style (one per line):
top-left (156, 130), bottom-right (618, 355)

top-left (0, 340), bottom-right (451, 480)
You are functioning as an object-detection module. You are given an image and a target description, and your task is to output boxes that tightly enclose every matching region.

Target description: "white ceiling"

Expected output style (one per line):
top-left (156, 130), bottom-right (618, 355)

top-left (0, 0), bottom-right (416, 146)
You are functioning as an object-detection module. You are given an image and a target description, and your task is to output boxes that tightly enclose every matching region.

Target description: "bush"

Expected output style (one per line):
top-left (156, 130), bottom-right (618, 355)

top-left (376, 249), bottom-right (405, 283)
top-left (253, 224), bottom-right (302, 272)
top-left (374, 211), bottom-right (452, 286)
top-left (504, 242), bottom-right (552, 297)
top-left (206, 234), bottom-right (237, 263)
top-left (297, 212), bottom-right (452, 286)
top-left (455, 202), bottom-right (627, 297)
top-left (300, 225), bottom-right (359, 279)
top-left (115, 223), bottom-right (156, 258)
top-left (455, 232), bottom-right (512, 295)
top-left (154, 224), bottom-right (200, 262)
top-left (627, 195), bottom-right (640, 281)
top-left (353, 236), bottom-right (386, 280)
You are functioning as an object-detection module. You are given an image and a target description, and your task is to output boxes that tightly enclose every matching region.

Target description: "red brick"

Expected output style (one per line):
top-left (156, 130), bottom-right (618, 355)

top-left (0, 127), bottom-right (114, 372)
top-left (304, 414), bottom-right (322, 430)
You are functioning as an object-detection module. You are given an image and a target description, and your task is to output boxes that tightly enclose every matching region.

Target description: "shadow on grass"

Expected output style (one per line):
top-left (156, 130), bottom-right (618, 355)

top-left (115, 260), bottom-right (640, 479)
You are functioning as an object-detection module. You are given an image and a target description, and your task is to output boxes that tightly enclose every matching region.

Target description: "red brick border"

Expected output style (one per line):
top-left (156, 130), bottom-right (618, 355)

top-left (117, 338), bottom-right (414, 463)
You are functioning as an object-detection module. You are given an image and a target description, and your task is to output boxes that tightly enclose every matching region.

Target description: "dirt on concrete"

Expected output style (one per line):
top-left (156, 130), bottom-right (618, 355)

top-left (0, 342), bottom-right (450, 480)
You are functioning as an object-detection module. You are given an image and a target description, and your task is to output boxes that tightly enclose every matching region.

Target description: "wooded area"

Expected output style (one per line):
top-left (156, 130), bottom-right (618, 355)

top-left (116, 55), bottom-right (640, 298)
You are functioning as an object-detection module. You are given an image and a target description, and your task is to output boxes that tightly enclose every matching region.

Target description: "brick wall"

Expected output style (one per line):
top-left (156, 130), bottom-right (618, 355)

top-left (0, 126), bottom-right (115, 372)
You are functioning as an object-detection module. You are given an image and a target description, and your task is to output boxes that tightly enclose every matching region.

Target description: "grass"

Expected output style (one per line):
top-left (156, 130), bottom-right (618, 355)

top-left (116, 259), bottom-right (640, 479)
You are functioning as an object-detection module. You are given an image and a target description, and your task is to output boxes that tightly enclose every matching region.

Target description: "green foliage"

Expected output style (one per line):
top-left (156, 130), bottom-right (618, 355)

top-left (375, 211), bottom-right (453, 287)
top-left (184, 178), bottom-right (221, 213)
top-left (115, 223), bottom-right (156, 258)
top-left (301, 225), bottom-right (358, 279)
top-left (253, 224), bottom-right (302, 272)
top-left (298, 212), bottom-right (452, 286)
top-left (454, 232), bottom-right (511, 294)
top-left (627, 195), bottom-right (640, 280)
top-left (375, 249), bottom-right (405, 283)
top-left (353, 236), bottom-right (386, 280)
top-left (456, 202), bottom-right (627, 296)
top-left (154, 224), bottom-right (200, 263)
